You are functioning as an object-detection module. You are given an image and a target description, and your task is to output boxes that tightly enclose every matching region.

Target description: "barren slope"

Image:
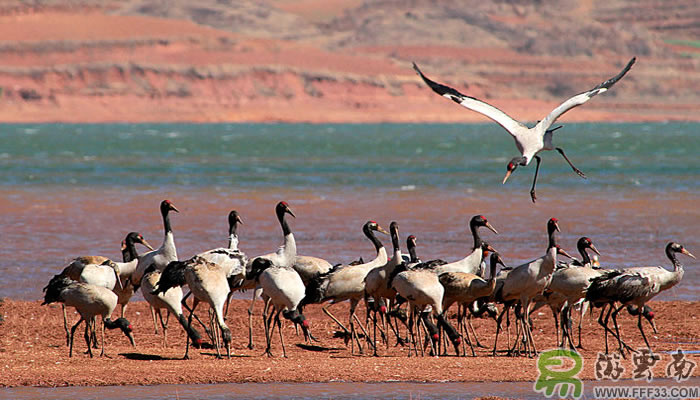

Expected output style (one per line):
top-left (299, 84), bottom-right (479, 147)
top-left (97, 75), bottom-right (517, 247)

top-left (0, 0), bottom-right (697, 123)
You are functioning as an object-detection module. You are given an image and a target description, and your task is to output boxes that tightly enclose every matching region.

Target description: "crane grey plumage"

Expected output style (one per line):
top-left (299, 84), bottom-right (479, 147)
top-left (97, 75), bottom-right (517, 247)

top-left (247, 202), bottom-right (312, 357)
top-left (154, 256), bottom-right (232, 359)
top-left (431, 215), bottom-right (499, 276)
top-left (131, 200), bottom-right (180, 288)
top-left (532, 236), bottom-right (602, 349)
top-left (299, 221), bottom-right (389, 354)
top-left (586, 242), bottom-right (694, 354)
top-left (195, 210), bottom-right (248, 290)
top-left (492, 218), bottom-right (563, 357)
top-left (42, 276), bottom-right (135, 357)
top-left (413, 58), bottom-right (636, 202)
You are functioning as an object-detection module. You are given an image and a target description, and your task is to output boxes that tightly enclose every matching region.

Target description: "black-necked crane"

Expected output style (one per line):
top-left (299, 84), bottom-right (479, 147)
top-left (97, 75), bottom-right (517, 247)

top-left (154, 255), bottom-right (232, 359)
top-left (432, 215), bottom-right (499, 276)
top-left (130, 200), bottom-right (180, 289)
top-left (390, 260), bottom-right (462, 357)
top-left (195, 210), bottom-right (249, 290)
top-left (192, 210), bottom-right (249, 325)
top-left (532, 236), bottom-right (602, 349)
top-left (413, 58), bottom-right (636, 202)
top-left (586, 242), bottom-right (694, 354)
top-left (45, 232), bottom-right (152, 346)
top-left (111, 232), bottom-right (154, 319)
top-left (140, 265), bottom-right (203, 351)
top-left (492, 218), bottom-right (564, 357)
top-left (440, 251), bottom-right (507, 355)
top-left (364, 221), bottom-right (404, 349)
top-left (299, 220), bottom-right (389, 354)
top-left (405, 235), bottom-right (420, 264)
top-left (246, 201), bottom-right (311, 357)
top-left (42, 276), bottom-right (135, 357)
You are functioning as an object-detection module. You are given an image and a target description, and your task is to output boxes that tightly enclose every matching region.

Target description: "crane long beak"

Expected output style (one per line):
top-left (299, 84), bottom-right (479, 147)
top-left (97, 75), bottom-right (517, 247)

top-left (237, 215), bottom-right (244, 225)
top-left (557, 247), bottom-right (573, 259)
top-left (682, 248), bottom-right (696, 259)
top-left (589, 244), bottom-right (601, 256)
top-left (485, 222), bottom-right (499, 235)
top-left (377, 226), bottom-right (390, 235)
top-left (140, 239), bottom-right (155, 251)
top-left (502, 170), bottom-right (512, 184)
top-left (554, 221), bottom-right (561, 232)
top-left (648, 318), bottom-right (658, 334)
top-left (170, 205), bottom-right (180, 213)
top-left (126, 331), bottom-right (136, 347)
top-left (287, 208), bottom-right (296, 218)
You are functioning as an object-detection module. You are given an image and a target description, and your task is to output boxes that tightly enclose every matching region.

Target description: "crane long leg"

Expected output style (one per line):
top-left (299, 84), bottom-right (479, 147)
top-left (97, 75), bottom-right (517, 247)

top-left (62, 305), bottom-right (70, 346)
top-left (184, 298), bottom-right (200, 360)
top-left (637, 307), bottom-right (652, 352)
top-left (84, 320), bottom-right (93, 358)
top-left (151, 305), bottom-right (158, 334)
top-left (247, 288), bottom-right (263, 350)
top-left (556, 147), bottom-right (586, 178)
top-left (276, 310), bottom-right (287, 358)
top-left (610, 304), bottom-right (635, 356)
top-left (492, 303), bottom-right (509, 356)
top-left (577, 301), bottom-right (589, 349)
top-left (530, 155), bottom-right (542, 203)
top-left (322, 306), bottom-right (350, 337)
top-left (182, 291), bottom-right (213, 341)
top-left (68, 316), bottom-right (83, 358)
top-left (99, 318), bottom-right (106, 357)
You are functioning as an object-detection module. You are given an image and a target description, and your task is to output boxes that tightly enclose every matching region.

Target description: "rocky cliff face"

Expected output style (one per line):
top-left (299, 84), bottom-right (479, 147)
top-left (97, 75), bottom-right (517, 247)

top-left (0, 0), bottom-right (697, 122)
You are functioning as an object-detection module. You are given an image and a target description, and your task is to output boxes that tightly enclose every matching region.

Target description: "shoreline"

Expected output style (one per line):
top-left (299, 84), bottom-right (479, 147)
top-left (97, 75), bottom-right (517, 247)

top-left (1, 299), bottom-right (698, 388)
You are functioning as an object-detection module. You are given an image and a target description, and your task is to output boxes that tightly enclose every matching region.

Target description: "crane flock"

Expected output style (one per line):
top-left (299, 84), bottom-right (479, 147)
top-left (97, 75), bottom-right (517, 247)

top-left (43, 199), bottom-right (693, 359)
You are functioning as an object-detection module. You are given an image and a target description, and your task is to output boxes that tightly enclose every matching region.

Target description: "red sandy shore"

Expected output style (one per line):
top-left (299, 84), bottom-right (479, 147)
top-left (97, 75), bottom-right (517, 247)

top-left (0, 298), bottom-right (698, 388)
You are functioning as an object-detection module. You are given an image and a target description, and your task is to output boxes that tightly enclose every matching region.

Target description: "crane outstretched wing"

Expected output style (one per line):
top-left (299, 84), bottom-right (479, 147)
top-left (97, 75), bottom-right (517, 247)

top-left (538, 57), bottom-right (636, 130)
top-left (413, 63), bottom-right (525, 137)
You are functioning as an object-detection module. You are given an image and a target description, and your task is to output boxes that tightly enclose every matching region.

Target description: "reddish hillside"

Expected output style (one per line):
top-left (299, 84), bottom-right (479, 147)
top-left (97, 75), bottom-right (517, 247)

top-left (0, 0), bottom-right (697, 123)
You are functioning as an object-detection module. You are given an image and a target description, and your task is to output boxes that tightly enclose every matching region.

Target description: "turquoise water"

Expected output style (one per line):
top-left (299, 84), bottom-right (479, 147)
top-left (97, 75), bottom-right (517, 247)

top-left (1, 122), bottom-right (697, 191)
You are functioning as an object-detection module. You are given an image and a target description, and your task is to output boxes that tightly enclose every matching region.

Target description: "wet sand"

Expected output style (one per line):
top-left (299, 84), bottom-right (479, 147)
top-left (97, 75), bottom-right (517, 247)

top-left (1, 298), bottom-right (698, 388)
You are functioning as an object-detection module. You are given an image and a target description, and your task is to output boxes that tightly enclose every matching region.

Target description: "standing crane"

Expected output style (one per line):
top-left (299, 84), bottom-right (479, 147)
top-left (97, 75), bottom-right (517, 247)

top-left (492, 218), bottom-right (565, 357)
top-left (587, 242), bottom-right (694, 354)
top-left (299, 221), bottom-right (389, 354)
top-left (42, 276), bottom-right (135, 357)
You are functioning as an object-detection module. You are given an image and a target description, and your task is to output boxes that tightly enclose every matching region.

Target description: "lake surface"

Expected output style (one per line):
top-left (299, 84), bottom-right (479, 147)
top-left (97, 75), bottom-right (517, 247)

top-left (0, 122), bottom-right (698, 301)
top-left (2, 378), bottom-right (699, 400)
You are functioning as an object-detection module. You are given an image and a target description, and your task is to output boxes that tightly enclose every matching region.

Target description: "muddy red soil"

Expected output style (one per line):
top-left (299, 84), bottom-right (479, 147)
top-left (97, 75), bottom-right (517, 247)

top-left (0, 298), bottom-right (698, 388)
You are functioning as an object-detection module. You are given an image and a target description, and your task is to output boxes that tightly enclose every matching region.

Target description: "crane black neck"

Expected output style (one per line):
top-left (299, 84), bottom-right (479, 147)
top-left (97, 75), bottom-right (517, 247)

top-left (363, 223), bottom-right (383, 252)
top-left (489, 253), bottom-right (500, 280)
top-left (407, 239), bottom-right (419, 263)
top-left (124, 236), bottom-right (139, 262)
top-left (547, 225), bottom-right (559, 250)
top-left (389, 222), bottom-right (400, 252)
top-left (228, 211), bottom-right (240, 237)
top-left (277, 206), bottom-right (292, 236)
top-left (577, 240), bottom-right (591, 266)
top-left (161, 205), bottom-right (173, 234)
top-left (665, 243), bottom-right (682, 269)
top-left (470, 219), bottom-right (484, 250)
